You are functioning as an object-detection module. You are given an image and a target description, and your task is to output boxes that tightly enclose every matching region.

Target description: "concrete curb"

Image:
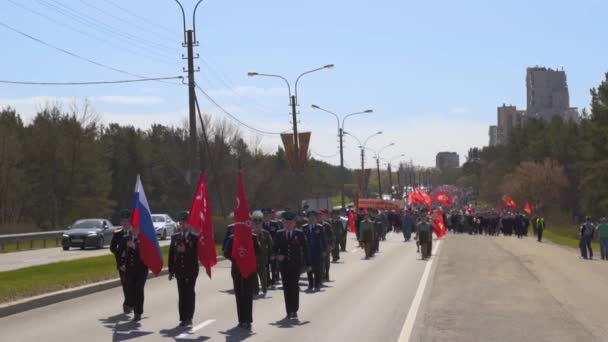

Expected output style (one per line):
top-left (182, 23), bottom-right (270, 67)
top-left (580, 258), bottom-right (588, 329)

top-left (0, 257), bottom-right (225, 318)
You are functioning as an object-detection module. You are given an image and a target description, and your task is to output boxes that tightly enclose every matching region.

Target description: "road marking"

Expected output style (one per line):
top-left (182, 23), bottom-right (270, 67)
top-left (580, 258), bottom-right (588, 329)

top-left (398, 240), bottom-right (442, 342)
top-left (351, 248), bottom-right (359, 254)
top-left (176, 319), bottom-right (215, 339)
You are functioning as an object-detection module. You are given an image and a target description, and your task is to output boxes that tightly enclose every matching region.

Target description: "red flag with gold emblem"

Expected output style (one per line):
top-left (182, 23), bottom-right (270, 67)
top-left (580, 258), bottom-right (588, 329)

top-left (231, 169), bottom-right (257, 278)
top-left (504, 196), bottom-right (517, 209)
top-left (187, 173), bottom-right (217, 278)
top-left (416, 188), bottom-right (433, 209)
top-left (434, 192), bottom-right (452, 206)
top-left (431, 210), bottom-right (447, 239)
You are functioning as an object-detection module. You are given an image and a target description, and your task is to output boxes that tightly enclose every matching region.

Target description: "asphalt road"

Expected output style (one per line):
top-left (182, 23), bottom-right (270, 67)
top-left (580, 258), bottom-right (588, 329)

top-left (411, 234), bottom-right (607, 342)
top-left (0, 240), bottom-right (172, 272)
top-left (0, 232), bottom-right (430, 341)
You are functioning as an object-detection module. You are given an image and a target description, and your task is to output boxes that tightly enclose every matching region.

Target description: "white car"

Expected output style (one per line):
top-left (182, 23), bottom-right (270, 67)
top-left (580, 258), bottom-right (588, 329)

top-left (151, 214), bottom-right (177, 240)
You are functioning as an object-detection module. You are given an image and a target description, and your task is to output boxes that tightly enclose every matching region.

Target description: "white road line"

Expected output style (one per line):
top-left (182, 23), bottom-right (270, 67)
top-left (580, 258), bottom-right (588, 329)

top-left (351, 248), bottom-right (359, 254)
top-left (176, 319), bottom-right (215, 339)
top-left (398, 239), bottom-right (442, 342)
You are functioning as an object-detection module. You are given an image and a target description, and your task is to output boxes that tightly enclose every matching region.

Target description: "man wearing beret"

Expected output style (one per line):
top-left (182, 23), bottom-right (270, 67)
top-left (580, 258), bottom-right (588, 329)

top-left (168, 211), bottom-right (200, 327)
top-left (111, 209), bottom-right (132, 314)
top-left (116, 210), bottom-right (149, 322)
top-left (273, 211), bottom-right (311, 319)
top-left (302, 211), bottom-right (327, 291)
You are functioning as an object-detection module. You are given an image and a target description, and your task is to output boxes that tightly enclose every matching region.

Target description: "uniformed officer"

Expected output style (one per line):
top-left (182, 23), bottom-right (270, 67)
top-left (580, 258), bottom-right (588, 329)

top-left (417, 215), bottom-right (433, 260)
top-left (359, 211), bottom-right (375, 259)
top-left (262, 208), bottom-right (281, 286)
top-left (302, 211), bottom-right (327, 291)
top-left (117, 219), bottom-right (149, 322)
top-left (536, 215), bottom-right (545, 242)
top-left (168, 211), bottom-right (200, 327)
top-left (110, 209), bottom-right (131, 314)
top-left (371, 209), bottom-right (384, 253)
top-left (330, 210), bottom-right (344, 262)
top-left (223, 226), bottom-right (261, 330)
top-left (273, 211), bottom-right (311, 319)
top-left (252, 210), bottom-right (273, 295)
top-left (319, 210), bottom-right (334, 282)
top-left (339, 208), bottom-right (348, 252)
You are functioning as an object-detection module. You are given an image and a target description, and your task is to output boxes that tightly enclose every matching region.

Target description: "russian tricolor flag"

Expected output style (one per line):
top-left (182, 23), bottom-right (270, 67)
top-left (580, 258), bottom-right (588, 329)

top-left (130, 175), bottom-right (163, 275)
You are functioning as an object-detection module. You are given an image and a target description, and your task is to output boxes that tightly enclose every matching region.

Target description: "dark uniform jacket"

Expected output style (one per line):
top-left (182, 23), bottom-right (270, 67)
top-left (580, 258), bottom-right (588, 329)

top-left (117, 232), bottom-right (149, 275)
top-left (273, 229), bottom-right (310, 271)
top-left (168, 230), bottom-right (200, 279)
top-left (263, 220), bottom-right (281, 239)
top-left (302, 224), bottom-right (327, 266)
top-left (110, 228), bottom-right (125, 269)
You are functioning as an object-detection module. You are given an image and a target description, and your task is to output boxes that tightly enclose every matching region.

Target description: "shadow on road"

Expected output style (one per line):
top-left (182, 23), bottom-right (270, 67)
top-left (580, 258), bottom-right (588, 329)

top-left (160, 326), bottom-right (210, 342)
top-left (269, 318), bottom-right (310, 329)
top-left (218, 326), bottom-right (256, 341)
top-left (99, 314), bottom-right (153, 342)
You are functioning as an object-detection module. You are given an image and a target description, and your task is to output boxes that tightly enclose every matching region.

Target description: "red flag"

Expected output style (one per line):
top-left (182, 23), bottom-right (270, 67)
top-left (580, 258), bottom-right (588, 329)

top-left (504, 196), bottom-right (517, 209)
top-left (431, 210), bottom-right (447, 239)
top-left (416, 188), bottom-right (433, 209)
top-left (231, 170), bottom-right (257, 278)
top-left (524, 202), bottom-right (533, 216)
top-left (348, 210), bottom-right (356, 233)
top-left (434, 192), bottom-right (452, 206)
top-left (187, 173), bottom-right (217, 278)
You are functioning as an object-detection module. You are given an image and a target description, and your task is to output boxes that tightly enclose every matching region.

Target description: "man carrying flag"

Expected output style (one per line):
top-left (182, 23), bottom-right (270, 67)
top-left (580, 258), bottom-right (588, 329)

top-left (168, 211), bottom-right (200, 327)
top-left (119, 175), bottom-right (163, 322)
top-left (224, 169), bottom-right (258, 330)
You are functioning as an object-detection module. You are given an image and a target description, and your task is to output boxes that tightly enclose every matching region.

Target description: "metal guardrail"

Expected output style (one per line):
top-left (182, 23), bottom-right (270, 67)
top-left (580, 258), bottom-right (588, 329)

top-left (0, 231), bottom-right (65, 251)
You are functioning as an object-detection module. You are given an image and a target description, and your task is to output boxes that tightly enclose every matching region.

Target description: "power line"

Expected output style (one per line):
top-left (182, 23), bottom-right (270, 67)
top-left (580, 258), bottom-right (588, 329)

top-left (0, 20), bottom-right (176, 82)
top-left (313, 151), bottom-right (340, 159)
top-left (0, 76), bottom-right (183, 86)
top-left (7, 0), bottom-right (175, 65)
top-left (101, 0), bottom-right (177, 36)
top-left (195, 83), bottom-right (286, 135)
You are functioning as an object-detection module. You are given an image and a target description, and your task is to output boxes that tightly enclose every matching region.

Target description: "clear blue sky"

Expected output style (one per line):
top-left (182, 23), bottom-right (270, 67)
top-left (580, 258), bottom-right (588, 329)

top-left (1, 0), bottom-right (607, 167)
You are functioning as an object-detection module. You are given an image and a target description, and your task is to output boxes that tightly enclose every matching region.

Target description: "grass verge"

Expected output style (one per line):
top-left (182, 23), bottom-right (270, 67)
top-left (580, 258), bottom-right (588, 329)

top-left (543, 225), bottom-right (600, 251)
top-left (0, 239), bottom-right (63, 253)
top-left (0, 245), bottom-right (222, 304)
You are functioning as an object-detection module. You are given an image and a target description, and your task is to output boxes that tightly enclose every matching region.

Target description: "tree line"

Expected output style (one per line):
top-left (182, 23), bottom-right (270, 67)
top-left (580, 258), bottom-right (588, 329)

top-left (460, 73), bottom-right (608, 221)
top-left (0, 101), bottom-right (354, 232)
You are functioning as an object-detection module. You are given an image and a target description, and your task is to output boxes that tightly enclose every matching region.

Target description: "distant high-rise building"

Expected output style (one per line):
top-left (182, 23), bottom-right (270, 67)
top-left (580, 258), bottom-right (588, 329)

top-left (436, 152), bottom-right (460, 169)
top-left (496, 104), bottom-right (525, 145)
top-left (489, 125), bottom-right (498, 146)
top-left (526, 67), bottom-right (578, 122)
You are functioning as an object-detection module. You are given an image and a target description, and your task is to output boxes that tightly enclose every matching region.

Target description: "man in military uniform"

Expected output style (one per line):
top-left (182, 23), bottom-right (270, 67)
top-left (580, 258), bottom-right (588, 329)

top-left (252, 210), bottom-right (273, 295)
top-left (417, 215), bottom-right (433, 260)
top-left (372, 209), bottom-right (384, 253)
top-left (536, 215), bottom-right (545, 242)
top-left (117, 217), bottom-right (149, 322)
top-left (319, 210), bottom-right (334, 282)
top-left (262, 208), bottom-right (281, 286)
top-left (273, 211), bottom-right (311, 319)
top-left (359, 211), bottom-right (375, 259)
top-left (401, 208), bottom-right (416, 242)
top-left (223, 225), bottom-right (261, 330)
top-left (168, 211), bottom-right (200, 327)
top-left (110, 209), bottom-right (131, 314)
top-left (302, 211), bottom-right (327, 291)
top-left (339, 208), bottom-right (349, 252)
top-left (330, 210), bottom-right (344, 262)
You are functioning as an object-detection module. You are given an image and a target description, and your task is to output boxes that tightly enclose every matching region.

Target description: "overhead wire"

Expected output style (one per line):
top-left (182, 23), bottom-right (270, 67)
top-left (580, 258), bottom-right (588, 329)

top-left (7, 0), bottom-right (175, 65)
top-left (0, 76), bottom-right (184, 86)
top-left (101, 0), bottom-right (177, 37)
top-left (195, 83), bottom-right (287, 136)
top-left (35, 0), bottom-right (177, 60)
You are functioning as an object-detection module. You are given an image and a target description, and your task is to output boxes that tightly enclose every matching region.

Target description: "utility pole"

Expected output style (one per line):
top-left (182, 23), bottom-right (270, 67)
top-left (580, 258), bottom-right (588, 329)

top-left (339, 128), bottom-right (345, 208)
top-left (388, 163), bottom-right (393, 198)
top-left (376, 157), bottom-right (382, 198)
top-left (186, 29), bottom-right (198, 181)
top-left (360, 148), bottom-right (365, 196)
top-left (291, 95), bottom-right (301, 176)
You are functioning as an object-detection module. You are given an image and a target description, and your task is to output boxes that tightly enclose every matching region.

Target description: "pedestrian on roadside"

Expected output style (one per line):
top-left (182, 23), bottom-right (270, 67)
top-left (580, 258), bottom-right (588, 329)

top-left (598, 217), bottom-right (608, 260)
top-left (168, 211), bottom-right (200, 327)
top-left (111, 209), bottom-right (132, 314)
top-left (536, 216), bottom-right (546, 242)
top-left (579, 216), bottom-right (595, 260)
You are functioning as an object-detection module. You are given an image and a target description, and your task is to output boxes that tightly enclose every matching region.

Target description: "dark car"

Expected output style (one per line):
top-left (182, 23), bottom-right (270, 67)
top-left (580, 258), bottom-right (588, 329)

top-left (62, 219), bottom-right (116, 250)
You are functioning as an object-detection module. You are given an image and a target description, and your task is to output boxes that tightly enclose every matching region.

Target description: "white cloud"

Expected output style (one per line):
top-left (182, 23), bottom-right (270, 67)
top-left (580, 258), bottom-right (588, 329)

top-left (95, 96), bottom-right (164, 105)
top-left (207, 86), bottom-right (286, 98)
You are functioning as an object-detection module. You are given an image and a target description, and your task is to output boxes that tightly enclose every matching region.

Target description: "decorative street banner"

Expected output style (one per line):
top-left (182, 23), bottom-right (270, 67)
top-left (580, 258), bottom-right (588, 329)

top-left (298, 132), bottom-right (311, 169)
top-left (357, 198), bottom-right (402, 211)
top-left (280, 133), bottom-right (296, 171)
top-left (355, 169), bottom-right (372, 193)
top-left (280, 132), bottom-right (312, 172)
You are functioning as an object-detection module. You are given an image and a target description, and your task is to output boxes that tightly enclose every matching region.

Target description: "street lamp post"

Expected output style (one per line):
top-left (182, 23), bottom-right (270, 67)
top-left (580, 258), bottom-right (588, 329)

top-left (345, 131), bottom-right (382, 197)
top-left (248, 65), bottom-right (334, 176)
top-left (382, 154), bottom-right (405, 199)
top-left (311, 105), bottom-right (373, 208)
top-left (371, 143), bottom-right (395, 198)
